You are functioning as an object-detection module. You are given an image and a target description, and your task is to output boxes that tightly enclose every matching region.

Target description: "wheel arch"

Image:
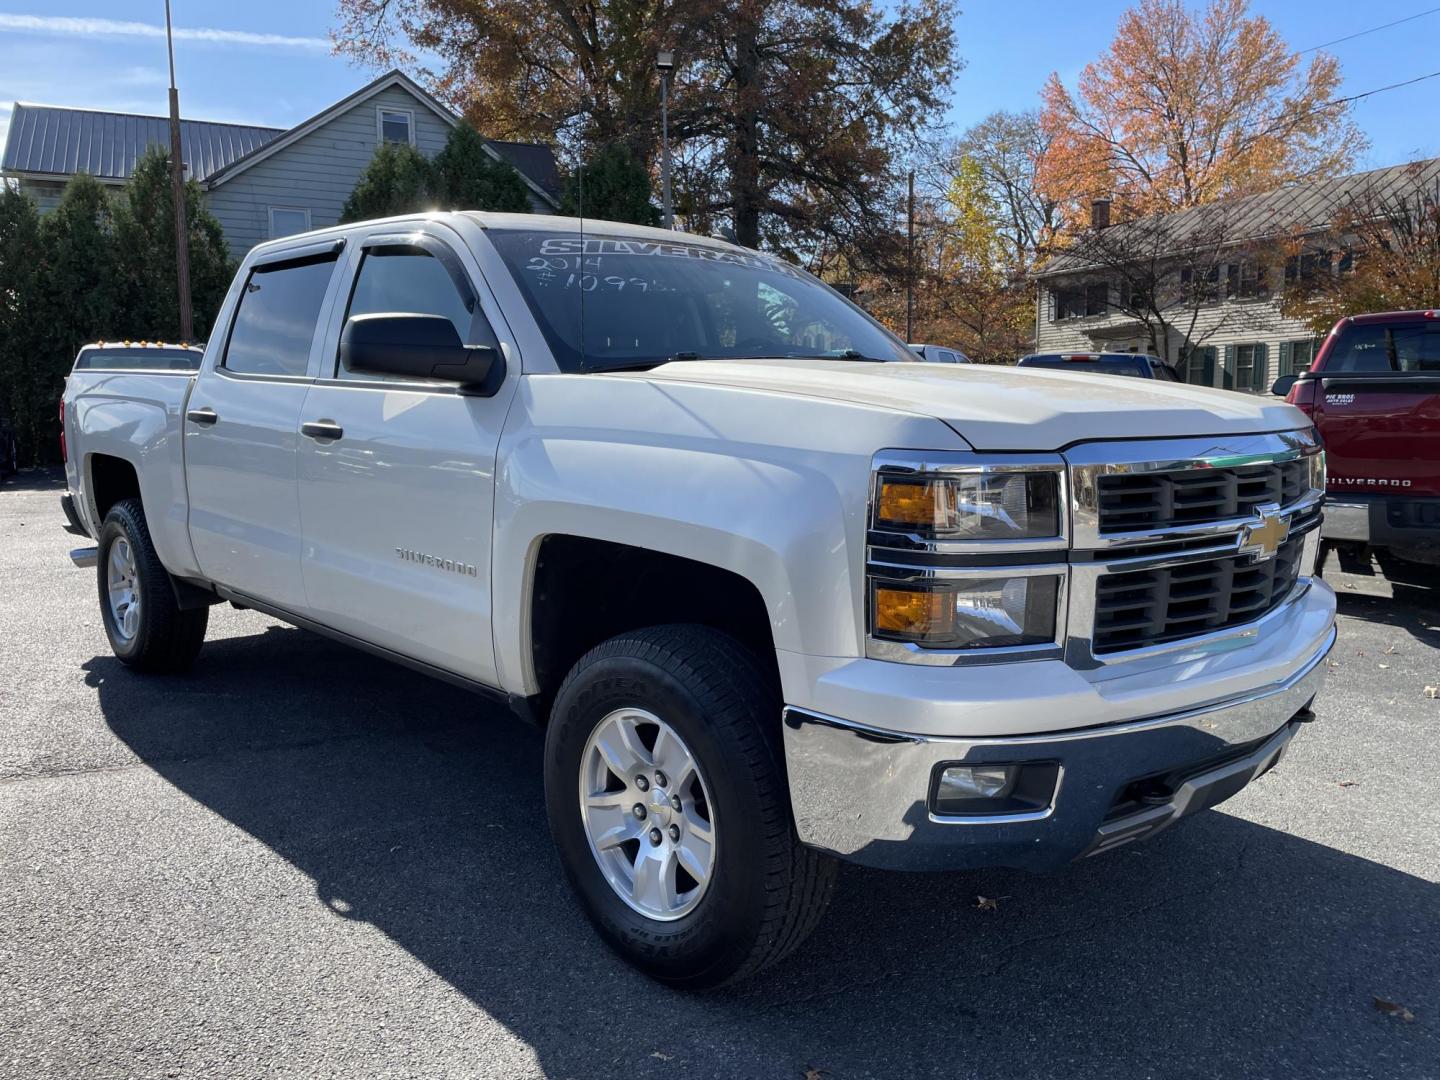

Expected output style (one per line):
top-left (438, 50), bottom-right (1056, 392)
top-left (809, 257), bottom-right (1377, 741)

top-left (519, 534), bottom-right (783, 716)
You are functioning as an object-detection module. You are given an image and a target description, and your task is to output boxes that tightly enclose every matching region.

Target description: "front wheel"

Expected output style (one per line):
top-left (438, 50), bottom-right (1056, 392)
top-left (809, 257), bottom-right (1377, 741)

top-left (544, 624), bottom-right (835, 989)
top-left (97, 498), bottom-right (208, 672)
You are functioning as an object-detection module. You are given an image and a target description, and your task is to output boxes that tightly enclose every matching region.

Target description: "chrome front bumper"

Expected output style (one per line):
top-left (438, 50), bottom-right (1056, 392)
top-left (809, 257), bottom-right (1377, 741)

top-left (782, 625), bottom-right (1334, 871)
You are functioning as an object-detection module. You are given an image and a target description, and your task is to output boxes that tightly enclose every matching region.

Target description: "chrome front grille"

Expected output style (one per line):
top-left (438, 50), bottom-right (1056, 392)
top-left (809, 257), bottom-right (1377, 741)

top-left (1092, 534), bottom-right (1306, 654)
top-left (1067, 430), bottom-right (1325, 666)
top-left (1096, 460), bottom-right (1309, 534)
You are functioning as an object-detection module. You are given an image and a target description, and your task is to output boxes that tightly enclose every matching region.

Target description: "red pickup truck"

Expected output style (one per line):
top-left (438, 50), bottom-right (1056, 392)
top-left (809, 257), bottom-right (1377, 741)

top-left (1274, 310), bottom-right (1440, 567)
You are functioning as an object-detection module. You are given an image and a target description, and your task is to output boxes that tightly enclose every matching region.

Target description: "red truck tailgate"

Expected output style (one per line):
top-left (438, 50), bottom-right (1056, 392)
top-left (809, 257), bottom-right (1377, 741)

top-left (1312, 372), bottom-right (1440, 498)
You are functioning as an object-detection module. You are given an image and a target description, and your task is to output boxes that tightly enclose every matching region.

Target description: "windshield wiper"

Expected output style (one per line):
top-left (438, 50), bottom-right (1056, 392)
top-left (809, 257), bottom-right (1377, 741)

top-left (782, 350), bottom-right (890, 363)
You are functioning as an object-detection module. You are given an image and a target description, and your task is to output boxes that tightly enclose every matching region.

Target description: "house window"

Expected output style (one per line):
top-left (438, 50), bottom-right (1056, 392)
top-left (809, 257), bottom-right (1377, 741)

top-left (1183, 346), bottom-right (1216, 386)
top-left (1180, 264), bottom-right (1221, 302)
top-left (1226, 261), bottom-right (1268, 299)
top-left (268, 206), bottom-right (311, 239)
top-left (1223, 343), bottom-right (1268, 392)
top-left (378, 107), bottom-right (414, 145)
top-left (1283, 338), bottom-right (1320, 376)
top-left (1118, 279), bottom-right (1151, 310)
top-left (1053, 288), bottom-right (1082, 320)
top-left (1052, 284), bottom-right (1105, 320)
top-left (1284, 251), bottom-right (1328, 284)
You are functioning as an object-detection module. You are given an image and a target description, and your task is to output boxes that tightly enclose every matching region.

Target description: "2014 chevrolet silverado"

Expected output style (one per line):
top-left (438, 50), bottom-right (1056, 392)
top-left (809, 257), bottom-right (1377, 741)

top-left (61, 213), bottom-right (1336, 988)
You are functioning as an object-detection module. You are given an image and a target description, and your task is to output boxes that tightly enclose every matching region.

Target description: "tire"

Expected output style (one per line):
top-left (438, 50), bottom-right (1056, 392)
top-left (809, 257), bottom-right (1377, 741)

top-left (544, 624), bottom-right (836, 989)
top-left (97, 498), bottom-right (208, 673)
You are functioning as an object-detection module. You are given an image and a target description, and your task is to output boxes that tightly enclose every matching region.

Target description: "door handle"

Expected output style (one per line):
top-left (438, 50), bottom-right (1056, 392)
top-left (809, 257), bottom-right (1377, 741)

top-left (186, 407), bottom-right (218, 426)
top-left (300, 419), bottom-right (344, 441)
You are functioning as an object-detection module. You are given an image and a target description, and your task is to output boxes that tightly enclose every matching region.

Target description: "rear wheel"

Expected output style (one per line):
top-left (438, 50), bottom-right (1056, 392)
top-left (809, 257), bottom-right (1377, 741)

top-left (544, 624), bottom-right (835, 989)
top-left (97, 498), bottom-right (208, 672)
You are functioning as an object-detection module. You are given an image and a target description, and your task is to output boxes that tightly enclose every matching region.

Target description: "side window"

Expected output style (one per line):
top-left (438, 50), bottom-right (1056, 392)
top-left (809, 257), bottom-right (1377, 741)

top-left (340, 245), bottom-right (494, 380)
top-left (1388, 326), bottom-right (1440, 372)
top-left (223, 256), bottom-right (337, 377)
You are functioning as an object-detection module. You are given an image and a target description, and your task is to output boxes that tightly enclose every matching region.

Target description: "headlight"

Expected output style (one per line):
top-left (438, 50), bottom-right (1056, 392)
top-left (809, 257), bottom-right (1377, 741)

top-left (871, 575), bottom-right (1061, 649)
top-left (867, 456), bottom-right (1068, 661)
top-left (874, 470), bottom-right (1061, 542)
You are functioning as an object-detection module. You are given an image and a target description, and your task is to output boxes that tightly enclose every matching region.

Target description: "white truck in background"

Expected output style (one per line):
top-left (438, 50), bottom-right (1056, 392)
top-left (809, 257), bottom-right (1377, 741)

top-left (61, 213), bottom-right (1336, 988)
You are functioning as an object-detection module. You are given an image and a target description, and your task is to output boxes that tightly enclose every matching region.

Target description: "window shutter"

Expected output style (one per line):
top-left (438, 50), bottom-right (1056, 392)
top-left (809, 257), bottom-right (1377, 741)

top-left (1222, 344), bottom-right (1235, 390)
top-left (1278, 341), bottom-right (1291, 379)
top-left (1254, 343), bottom-right (1268, 391)
top-left (1203, 346), bottom-right (1217, 387)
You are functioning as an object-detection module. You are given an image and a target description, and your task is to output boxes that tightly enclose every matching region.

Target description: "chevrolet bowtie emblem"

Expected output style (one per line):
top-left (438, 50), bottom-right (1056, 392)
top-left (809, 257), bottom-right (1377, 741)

top-left (1238, 504), bottom-right (1290, 562)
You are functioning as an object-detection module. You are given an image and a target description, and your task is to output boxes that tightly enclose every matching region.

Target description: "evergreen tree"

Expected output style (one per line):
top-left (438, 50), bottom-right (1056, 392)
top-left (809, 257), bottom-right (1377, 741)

top-left (0, 185), bottom-right (47, 464)
top-left (560, 142), bottom-right (660, 227)
top-left (339, 141), bottom-right (437, 223)
top-left (111, 147), bottom-right (232, 342)
top-left (432, 124), bottom-right (532, 212)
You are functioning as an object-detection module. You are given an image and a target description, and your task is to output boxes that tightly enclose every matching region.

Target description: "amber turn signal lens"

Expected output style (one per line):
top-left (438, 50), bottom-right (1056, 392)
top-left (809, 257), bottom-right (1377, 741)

top-left (873, 586), bottom-right (952, 637)
top-left (876, 479), bottom-right (937, 528)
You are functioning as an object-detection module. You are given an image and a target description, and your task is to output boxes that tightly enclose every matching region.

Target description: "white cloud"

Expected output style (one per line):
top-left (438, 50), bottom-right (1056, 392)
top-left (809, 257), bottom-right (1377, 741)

top-left (0, 14), bottom-right (329, 51)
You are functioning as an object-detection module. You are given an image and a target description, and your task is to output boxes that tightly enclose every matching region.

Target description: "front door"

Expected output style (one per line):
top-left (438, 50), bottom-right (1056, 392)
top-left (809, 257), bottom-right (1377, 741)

top-left (185, 248), bottom-right (343, 610)
top-left (296, 224), bottom-right (516, 685)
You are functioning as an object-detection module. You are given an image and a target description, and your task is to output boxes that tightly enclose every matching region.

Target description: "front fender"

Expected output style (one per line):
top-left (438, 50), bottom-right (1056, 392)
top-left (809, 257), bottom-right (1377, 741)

top-left (491, 373), bottom-right (967, 696)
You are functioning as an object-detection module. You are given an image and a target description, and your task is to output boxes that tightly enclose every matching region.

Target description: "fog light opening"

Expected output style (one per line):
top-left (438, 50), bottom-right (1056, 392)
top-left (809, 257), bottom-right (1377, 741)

top-left (930, 761), bottom-right (1060, 817)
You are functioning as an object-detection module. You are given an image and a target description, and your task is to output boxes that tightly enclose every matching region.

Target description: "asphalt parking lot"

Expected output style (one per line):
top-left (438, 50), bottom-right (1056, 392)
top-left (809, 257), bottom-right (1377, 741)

top-left (2, 468), bottom-right (1437, 1080)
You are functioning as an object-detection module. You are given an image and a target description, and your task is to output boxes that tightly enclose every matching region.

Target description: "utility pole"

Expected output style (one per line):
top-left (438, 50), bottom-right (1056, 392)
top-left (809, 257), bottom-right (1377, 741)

top-left (165, 0), bottom-right (193, 342)
top-left (905, 170), bottom-right (915, 342)
top-left (657, 52), bottom-right (675, 229)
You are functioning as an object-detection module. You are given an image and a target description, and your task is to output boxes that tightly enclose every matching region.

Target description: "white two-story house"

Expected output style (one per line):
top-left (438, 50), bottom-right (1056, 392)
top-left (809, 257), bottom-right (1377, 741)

top-left (1032, 158), bottom-right (1440, 393)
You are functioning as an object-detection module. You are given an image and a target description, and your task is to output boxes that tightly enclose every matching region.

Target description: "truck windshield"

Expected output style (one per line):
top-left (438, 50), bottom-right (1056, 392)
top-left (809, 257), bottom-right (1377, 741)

top-left (486, 228), bottom-right (915, 372)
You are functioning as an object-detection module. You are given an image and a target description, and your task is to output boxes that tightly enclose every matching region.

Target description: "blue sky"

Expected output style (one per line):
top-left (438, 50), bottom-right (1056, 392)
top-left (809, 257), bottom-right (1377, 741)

top-left (1, 1), bottom-right (1437, 171)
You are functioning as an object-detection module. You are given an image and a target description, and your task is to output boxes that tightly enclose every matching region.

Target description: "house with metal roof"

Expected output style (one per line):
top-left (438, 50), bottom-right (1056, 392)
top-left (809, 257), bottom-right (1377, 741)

top-left (1, 69), bottom-right (561, 261)
top-left (1032, 157), bottom-right (1440, 393)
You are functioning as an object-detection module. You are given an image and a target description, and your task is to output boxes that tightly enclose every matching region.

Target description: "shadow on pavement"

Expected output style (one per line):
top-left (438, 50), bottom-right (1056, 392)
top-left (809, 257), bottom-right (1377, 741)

top-left (87, 625), bottom-right (1438, 1079)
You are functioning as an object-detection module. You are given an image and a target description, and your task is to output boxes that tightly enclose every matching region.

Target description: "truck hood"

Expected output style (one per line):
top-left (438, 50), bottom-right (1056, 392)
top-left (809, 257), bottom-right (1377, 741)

top-left (628, 359), bottom-right (1309, 451)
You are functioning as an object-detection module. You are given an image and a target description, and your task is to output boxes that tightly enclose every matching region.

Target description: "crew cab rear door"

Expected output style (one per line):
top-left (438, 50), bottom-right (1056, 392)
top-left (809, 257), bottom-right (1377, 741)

top-left (295, 222), bottom-right (517, 686)
top-left (1311, 320), bottom-right (1440, 498)
top-left (185, 241), bottom-right (345, 609)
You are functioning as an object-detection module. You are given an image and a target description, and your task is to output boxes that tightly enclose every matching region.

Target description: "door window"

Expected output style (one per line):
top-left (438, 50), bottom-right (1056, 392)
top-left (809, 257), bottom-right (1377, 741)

top-left (339, 245), bottom-right (495, 380)
top-left (223, 256), bottom-right (337, 377)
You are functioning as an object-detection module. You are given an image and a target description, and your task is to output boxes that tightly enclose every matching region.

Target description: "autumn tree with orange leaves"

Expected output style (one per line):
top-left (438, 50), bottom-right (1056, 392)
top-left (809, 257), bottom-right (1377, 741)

top-left (1037, 0), bottom-right (1366, 229)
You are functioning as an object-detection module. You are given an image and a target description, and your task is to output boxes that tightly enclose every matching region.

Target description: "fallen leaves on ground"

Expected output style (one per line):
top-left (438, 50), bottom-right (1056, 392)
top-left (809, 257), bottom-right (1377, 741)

top-left (1338, 780), bottom-right (1360, 788)
top-left (1425, 686), bottom-right (1438, 699)
top-left (974, 895), bottom-right (1003, 912)
top-left (1373, 996), bottom-right (1416, 1023)
top-left (803, 1068), bottom-right (826, 1080)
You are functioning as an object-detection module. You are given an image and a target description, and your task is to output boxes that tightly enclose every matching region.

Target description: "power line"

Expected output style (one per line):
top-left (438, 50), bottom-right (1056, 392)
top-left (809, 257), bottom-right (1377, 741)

top-left (1247, 67), bottom-right (1440, 130)
top-left (1299, 6), bottom-right (1440, 54)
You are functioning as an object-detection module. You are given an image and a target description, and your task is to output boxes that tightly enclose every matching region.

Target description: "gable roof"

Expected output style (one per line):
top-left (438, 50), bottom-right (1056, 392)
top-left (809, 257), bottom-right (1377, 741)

top-left (2, 68), bottom-right (562, 209)
top-left (1, 102), bottom-right (282, 183)
top-left (1038, 156), bottom-right (1440, 278)
top-left (484, 139), bottom-right (564, 202)
top-left (203, 68), bottom-right (561, 208)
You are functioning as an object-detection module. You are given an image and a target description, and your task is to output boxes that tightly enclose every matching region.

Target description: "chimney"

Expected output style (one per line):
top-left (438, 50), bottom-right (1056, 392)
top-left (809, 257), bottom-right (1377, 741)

top-left (1091, 198), bottom-right (1111, 230)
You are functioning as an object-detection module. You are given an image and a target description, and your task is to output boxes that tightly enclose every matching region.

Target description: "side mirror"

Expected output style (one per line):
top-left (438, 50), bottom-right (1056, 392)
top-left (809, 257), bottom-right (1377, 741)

top-left (340, 313), bottom-right (505, 395)
top-left (1270, 374), bottom-right (1297, 398)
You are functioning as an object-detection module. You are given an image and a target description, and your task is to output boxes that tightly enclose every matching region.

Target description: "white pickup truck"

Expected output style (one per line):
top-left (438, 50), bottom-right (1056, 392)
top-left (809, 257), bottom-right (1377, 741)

top-left (61, 213), bottom-right (1336, 987)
